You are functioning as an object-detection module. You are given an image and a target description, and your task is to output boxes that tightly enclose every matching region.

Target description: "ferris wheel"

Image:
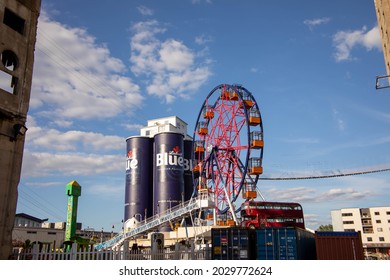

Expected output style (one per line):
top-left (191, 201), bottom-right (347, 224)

top-left (192, 84), bottom-right (264, 222)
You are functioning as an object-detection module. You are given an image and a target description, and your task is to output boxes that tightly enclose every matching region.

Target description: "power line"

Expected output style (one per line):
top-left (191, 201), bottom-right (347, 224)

top-left (35, 29), bottom-right (149, 126)
top-left (18, 185), bottom-right (66, 222)
top-left (258, 167), bottom-right (390, 180)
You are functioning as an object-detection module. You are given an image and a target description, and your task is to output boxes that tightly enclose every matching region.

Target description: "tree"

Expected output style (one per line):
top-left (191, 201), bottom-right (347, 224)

top-left (23, 239), bottom-right (32, 249)
top-left (316, 224), bottom-right (333, 231)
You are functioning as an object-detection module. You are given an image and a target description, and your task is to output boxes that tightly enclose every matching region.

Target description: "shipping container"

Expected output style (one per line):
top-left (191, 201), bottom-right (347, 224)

top-left (211, 227), bottom-right (256, 260)
top-left (255, 227), bottom-right (316, 260)
top-left (315, 231), bottom-right (364, 260)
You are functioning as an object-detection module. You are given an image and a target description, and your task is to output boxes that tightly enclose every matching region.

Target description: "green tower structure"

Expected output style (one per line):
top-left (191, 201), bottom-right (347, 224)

top-left (65, 180), bottom-right (81, 249)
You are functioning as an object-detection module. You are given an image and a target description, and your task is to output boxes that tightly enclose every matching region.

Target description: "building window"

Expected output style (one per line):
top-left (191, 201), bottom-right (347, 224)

top-left (342, 213), bottom-right (353, 217)
top-left (343, 221), bottom-right (354, 224)
top-left (1, 50), bottom-right (18, 71)
top-left (376, 220), bottom-right (382, 224)
top-left (26, 231), bottom-right (37, 234)
top-left (0, 70), bottom-right (17, 94)
top-left (3, 8), bottom-right (25, 34)
top-left (386, 211), bottom-right (390, 215)
top-left (374, 212), bottom-right (380, 215)
top-left (367, 237), bottom-right (373, 242)
top-left (377, 228), bottom-right (383, 232)
top-left (0, 49), bottom-right (18, 94)
top-left (379, 237), bottom-right (385, 242)
top-left (48, 232), bottom-right (57, 235)
top-left (363, 228), bottom-right (374, 234)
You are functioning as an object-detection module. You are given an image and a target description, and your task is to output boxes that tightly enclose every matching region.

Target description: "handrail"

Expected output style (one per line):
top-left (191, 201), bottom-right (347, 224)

top-left (94, 194), bottom-right (214, 250)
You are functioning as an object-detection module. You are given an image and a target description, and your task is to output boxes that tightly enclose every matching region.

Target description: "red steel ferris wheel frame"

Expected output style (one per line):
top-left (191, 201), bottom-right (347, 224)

top-left (193, 84), bottom-right (264, 215)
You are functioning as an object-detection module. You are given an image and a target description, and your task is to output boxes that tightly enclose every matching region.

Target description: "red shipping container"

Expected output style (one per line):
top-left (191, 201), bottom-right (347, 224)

top-left (315, 231), bottom-right (364, 260)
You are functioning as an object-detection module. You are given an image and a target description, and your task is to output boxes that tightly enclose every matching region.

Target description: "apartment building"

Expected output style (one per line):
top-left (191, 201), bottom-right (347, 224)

top-left (331, 206), bottom-right (390, 259)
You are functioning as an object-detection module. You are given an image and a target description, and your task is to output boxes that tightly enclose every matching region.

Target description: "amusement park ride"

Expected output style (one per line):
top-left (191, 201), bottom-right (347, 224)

top-left (94, 84), bottom-right (303, 250)
top-left (192, 83), bottom-right (264, 225)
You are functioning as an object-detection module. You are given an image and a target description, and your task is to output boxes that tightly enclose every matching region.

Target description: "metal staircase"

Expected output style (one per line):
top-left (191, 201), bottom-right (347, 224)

top-left (94, 193), bottom-right (214, 250)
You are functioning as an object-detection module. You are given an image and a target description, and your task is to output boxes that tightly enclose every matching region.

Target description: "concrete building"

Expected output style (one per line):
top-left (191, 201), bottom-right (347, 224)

top-left (331, 206), bottom-right (390, 259)
top-left (12, 213), bottom-right (64, 252)
top-left (14, 213), bottom-right (48, 228)
top-left (0, 0), bottom-right (41, 259)
top-left (12, 213), bottom-right (116, 253)
top-left (375, 0), bottom-right (390, 75)
top-left (140, 116), bottom-right (192, 139)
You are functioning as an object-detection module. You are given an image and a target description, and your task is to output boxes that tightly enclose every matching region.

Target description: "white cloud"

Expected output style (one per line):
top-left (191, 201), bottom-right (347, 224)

top-left (263, 183), bottom-right (375, 203)
top-left (303, 214), bottom-right (321, 229)
top-left (50, 119), bottom-right (73, 128)
top-left (25, 124), bottom-right (123, 153)
top-left (333, 26), bottom-right (381, 62)
top-left (22, 118), bottom-right (125, 178)
top-left (192, 0), bottom-right (213, 4)
top-left (159, 39), bottom-right (194, 71)
top-left (263, 187), bottom-right (315, 202)
top-left (137, 5), bottom-right (154, 16)
top-left (304, 17), bottom-right (331, 29)
top-left (22, 151), bottom-right (123, 177)
top-left (332, 108), bottom-right (346, 131)
top-left (316, 188), bottom-right (368, 201)
top-left (195, 34), bottom-right (213, 45)
top-left (130, 20), bottom-right (211, 103)
top-left (32, 12), bottom-right (143, 120)
top-left (122, 123), bottom-right (144, 131)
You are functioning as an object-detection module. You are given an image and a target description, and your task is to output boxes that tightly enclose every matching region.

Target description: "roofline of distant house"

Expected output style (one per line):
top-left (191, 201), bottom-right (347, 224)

top-left (15, 213), bottom-right (48, 223)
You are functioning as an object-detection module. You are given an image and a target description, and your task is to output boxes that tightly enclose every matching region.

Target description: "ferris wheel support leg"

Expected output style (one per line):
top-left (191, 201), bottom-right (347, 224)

top-left (222, 186), bottom-right (238, 225)
top-left (256, 188), bottom-right (266, 201)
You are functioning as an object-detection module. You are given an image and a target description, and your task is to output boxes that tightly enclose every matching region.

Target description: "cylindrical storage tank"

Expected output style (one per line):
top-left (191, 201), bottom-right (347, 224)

top-left (153, 132), bottom-right (184, 231)
top-left (183, 139), bottom-right (194, 226)
top-left (124, 136), bottom-right (153, 223)
top-left (183, 139), bottom-right (194, 201)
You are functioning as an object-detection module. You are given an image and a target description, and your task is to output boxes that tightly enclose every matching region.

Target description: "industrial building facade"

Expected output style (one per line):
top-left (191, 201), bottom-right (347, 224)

top-left (331, 206), bottom-right (390, 259)
top-left (140, 116), bottom-right (191, 139)
top-left (374, 0), bottom-right (390, 77)
top-left (0, 0), bottom-right (41, 259)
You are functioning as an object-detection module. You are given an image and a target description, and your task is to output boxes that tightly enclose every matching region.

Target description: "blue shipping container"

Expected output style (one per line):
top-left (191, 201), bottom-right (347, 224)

top-left (255, 227), bottom-right (316, 260)
top-left (211, 228), bottom-right (256, 260)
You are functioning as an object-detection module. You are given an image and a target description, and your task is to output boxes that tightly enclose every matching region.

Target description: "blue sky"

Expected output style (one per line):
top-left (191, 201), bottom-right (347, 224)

top-left (17, 0), bottom-right (390, 232)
